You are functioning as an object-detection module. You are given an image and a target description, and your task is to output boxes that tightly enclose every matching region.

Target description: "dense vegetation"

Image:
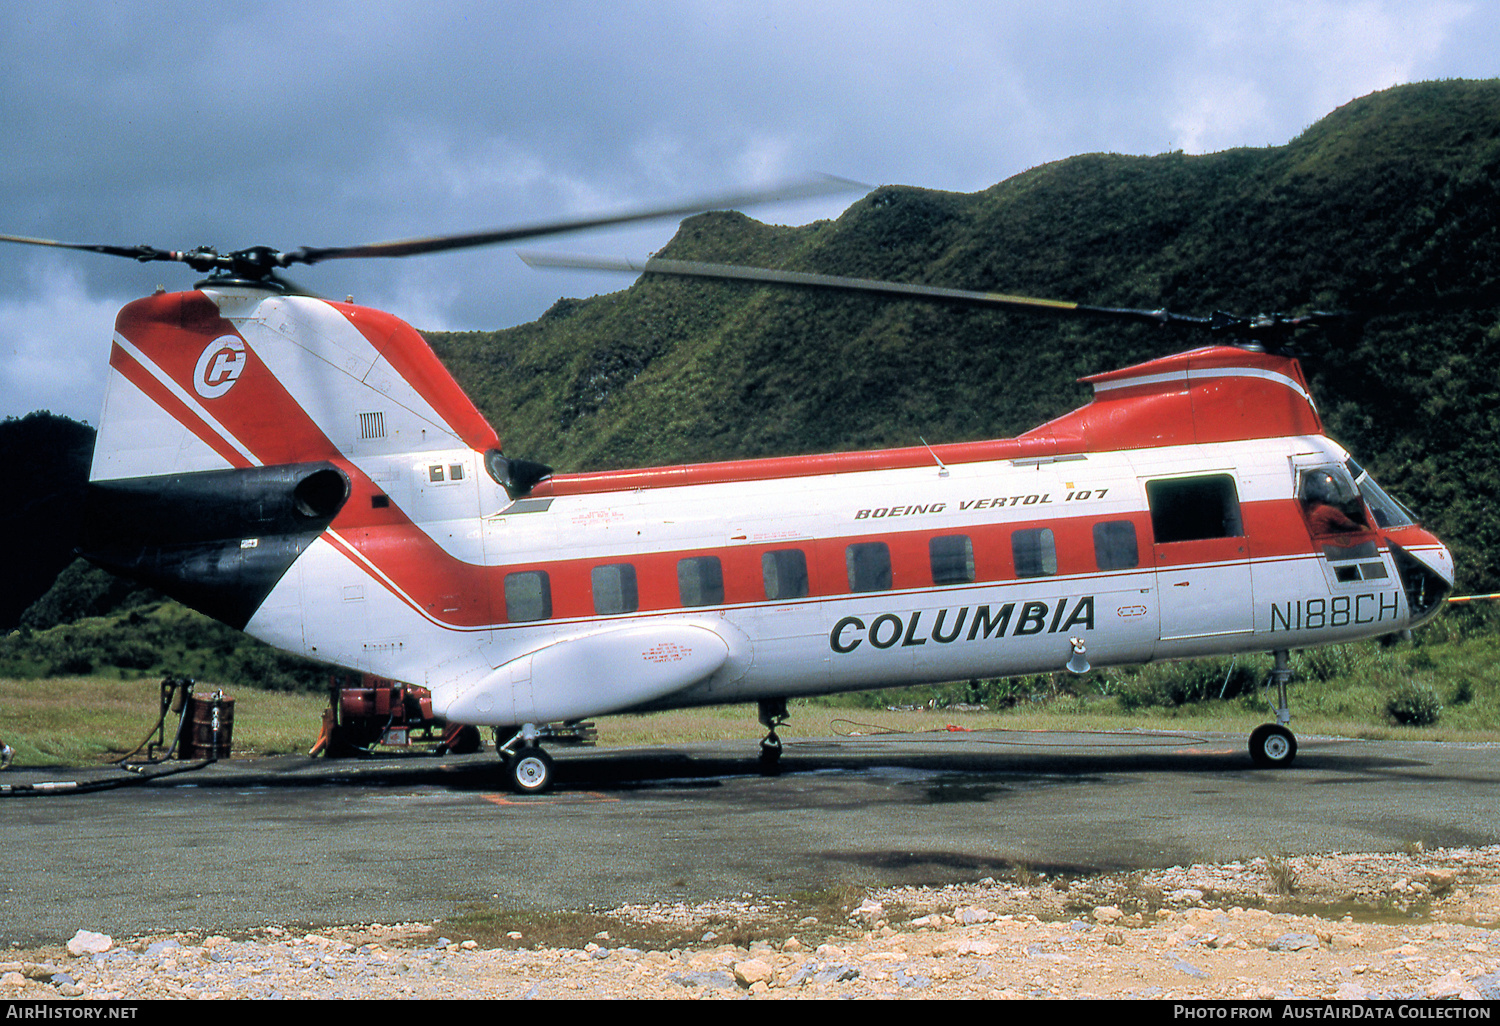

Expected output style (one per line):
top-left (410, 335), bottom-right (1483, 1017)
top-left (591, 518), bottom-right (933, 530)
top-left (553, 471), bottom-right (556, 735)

top-left (0, 412), bottom-right (95, 629)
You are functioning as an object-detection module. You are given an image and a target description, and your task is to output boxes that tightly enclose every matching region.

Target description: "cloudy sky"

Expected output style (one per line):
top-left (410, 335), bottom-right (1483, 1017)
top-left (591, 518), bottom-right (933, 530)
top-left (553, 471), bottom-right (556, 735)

top-left (0, 0), bottom-right (1493, 424)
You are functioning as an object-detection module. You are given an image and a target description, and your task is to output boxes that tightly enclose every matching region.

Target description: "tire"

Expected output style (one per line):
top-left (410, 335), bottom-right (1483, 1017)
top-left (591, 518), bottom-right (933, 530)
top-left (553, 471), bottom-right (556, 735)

top-left (508, 746), bottom-right (554, 794)
top-left (1249, 724), bottom-right (1297, 768)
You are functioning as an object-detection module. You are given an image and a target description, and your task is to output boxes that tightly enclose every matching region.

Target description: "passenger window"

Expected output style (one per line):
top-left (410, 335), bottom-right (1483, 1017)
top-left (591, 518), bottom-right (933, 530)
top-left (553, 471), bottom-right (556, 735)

top-left (929, 535), bottom-right (975, 585)
top-left (846, 542), bottom-right (892, 592)
top-left (428, 465), bottom-right (445, 483)
top-left (504, 571), bottom-right (551, 622)
top-left (1146, 475), bottom-right (1244, 543)
top-left (1012, 528), bottom-right (1057, 578)
top-left (1093, 521), bottom-right (1139, 570)
top-left (591, 563), bottom-right (638, 615)
top-left (761, 549), bottom-right (809, 600)
top-left (677, 556), bottom-right (724, 607)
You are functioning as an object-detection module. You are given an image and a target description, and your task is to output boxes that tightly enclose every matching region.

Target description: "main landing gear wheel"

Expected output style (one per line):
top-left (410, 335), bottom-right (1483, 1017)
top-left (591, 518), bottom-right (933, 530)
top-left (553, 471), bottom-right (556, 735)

top-left (1248, 723), bottom-right (1297, 768)
top-left (757, 698), bottom-right (789, 776)
top-left (759, 733), bottom-right (783, 775)
top-left (506, 746), bottom-right (554, 794)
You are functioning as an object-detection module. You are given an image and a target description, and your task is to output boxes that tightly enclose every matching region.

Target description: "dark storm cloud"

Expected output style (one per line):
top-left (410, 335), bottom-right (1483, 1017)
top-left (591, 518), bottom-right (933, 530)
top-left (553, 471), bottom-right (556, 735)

top-left (0, 0), bottom-right (1490, 422)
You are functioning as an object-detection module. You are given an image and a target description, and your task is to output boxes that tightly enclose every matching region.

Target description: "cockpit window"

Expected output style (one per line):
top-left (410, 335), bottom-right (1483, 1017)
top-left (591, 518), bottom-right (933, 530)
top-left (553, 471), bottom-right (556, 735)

top-left (1298, 466), bottom-right (1368, 536)
top-left (1345, 459), bottom-right (1418, 529)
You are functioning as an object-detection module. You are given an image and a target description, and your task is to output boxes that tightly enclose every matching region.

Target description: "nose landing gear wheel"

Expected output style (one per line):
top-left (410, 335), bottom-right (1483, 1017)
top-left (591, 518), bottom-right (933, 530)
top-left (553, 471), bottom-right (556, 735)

top-left (1248, 723), bottom-right (1297, 768)
top-left (507, 746), bottom-right (555, 794)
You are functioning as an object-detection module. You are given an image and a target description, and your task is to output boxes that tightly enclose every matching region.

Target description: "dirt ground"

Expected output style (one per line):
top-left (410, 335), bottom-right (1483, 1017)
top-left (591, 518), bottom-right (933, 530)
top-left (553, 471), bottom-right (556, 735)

top-left (5, 844), bottom-right (1499, 1000)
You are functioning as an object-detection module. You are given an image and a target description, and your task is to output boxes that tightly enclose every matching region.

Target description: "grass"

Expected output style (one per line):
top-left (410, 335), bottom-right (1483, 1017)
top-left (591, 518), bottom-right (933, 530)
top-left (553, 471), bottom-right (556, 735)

top-left (2, 616), bottom-right (1496, 768)
top-left (0, 676), bottom-right (328, 766)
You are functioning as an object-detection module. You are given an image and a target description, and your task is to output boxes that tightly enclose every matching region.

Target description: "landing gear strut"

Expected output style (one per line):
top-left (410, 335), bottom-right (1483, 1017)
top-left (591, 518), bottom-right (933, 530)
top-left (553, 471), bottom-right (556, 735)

top-left (1250, 650), bottom-right (1298, 768)
top-left (758, 698), bottom-right (790, 774)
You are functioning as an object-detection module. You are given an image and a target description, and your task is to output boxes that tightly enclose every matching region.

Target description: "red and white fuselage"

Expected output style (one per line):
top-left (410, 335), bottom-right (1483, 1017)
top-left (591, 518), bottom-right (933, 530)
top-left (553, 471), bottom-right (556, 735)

top-left (84, 285), bottom-right (1454, 728)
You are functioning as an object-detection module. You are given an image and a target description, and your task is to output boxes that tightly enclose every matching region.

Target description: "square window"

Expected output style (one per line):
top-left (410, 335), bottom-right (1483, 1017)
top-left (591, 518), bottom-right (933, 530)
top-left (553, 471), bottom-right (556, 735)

top-left (761, 549), bottom-right (809, 600)
top-left (1093, 521), bottom-right (1139, 570)
top-left (929, 535), bottom-right (975, 585)
top-left (846, 542), bottom-right (892, 592)
top-left (429, 465), bottom-right (445, 483)
top-left (504, 571), bottom-right (551, 622)
top-left (449, 464), bottom-right (465, 481)
top-left (591, 563), bottom-right (639, 615)
top-left (677, 556), bottom-right (724, 607)
top-left (1012, 528), bottom-right (1057, 578)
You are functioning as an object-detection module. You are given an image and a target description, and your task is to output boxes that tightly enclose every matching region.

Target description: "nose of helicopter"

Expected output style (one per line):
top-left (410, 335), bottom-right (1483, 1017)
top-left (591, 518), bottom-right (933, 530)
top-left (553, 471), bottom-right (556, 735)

top-left (1388, 529), bottom-right (1453, 629)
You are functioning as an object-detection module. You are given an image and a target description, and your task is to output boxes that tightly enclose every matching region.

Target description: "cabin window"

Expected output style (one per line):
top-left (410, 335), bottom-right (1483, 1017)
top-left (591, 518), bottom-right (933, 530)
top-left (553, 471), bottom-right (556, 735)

top-left (1012, 528), bottom-right (1057, 578)
top-left (1146, 474), bottom-right (1244, 543)
top-left (677, 556), bottom-right (724, 607)
top-left (762, 549), bottom-right (809, 600)
top-left (591, 563), bottom-right (639, 615)
top-left (929, 535), bottom-right (975, 585)
top-left (428, 465), bottom-right (445, 483)
top-left (449, 464), bottom-right (465, 482)
top-left (1093, 520), bottom-right (1139, 570)
top-left (846, 542), bottom-right (892, 592)
top-left (504, 571), bottom-right (551, 622)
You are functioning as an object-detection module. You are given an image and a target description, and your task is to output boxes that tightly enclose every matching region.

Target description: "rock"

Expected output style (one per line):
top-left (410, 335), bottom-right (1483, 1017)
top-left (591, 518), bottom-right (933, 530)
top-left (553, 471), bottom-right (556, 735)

top-left (1270, 933), bottom-right (1319, 952)
top-left (956, 939), bottom-right (999, 956)
top-left (66, 931), bottom-right (112, 956)
top-left (813, 963), bottom-right (860, 984)
top-left (1427, 970), bottom-right (1478, 1000)
top-left (1093, 905), bottom-right (1123, 923)
top-left (893, 967), bottom-right (931, 989)
top-left (1173, 959), bottom-right (1209, 979)
top-left (733, 958), bottom-right (773, 987)
top-left (668, 970), bottom-right (737, 991)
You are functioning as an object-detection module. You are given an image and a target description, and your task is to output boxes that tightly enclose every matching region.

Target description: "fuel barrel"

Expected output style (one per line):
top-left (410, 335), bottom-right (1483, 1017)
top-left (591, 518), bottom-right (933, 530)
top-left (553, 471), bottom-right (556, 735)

top-left (180, 693), bottom-right (234, 760)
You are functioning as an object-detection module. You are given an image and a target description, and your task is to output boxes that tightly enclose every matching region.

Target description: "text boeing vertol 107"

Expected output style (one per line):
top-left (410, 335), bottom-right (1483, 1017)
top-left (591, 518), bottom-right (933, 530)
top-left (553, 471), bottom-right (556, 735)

top-left (1, 182), bottom-right (1453, 792)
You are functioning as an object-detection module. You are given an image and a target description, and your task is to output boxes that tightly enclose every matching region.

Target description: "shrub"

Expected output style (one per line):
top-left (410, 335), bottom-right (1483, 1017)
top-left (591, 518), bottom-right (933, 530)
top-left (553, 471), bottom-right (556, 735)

top-left (1386, 680), bottom-right (1442, 726)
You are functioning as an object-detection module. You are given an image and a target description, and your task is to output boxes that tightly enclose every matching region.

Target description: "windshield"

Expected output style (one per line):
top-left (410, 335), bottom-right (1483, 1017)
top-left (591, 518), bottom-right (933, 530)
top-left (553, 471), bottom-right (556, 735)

top-left (1346, 458), bottom-right (1418, 529)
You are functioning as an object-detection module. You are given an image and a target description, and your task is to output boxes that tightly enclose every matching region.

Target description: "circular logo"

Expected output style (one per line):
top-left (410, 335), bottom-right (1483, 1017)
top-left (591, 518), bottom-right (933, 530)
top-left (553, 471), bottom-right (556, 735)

top-left (194, 335), bottom-right (247, 399)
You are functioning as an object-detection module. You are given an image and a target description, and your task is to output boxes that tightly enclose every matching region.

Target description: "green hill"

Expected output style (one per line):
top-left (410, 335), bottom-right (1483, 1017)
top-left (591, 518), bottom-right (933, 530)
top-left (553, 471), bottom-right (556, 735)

top-left (428, 79), bottom-right (1500, 594)
top-left (0, 412), bottom-right (96, 630)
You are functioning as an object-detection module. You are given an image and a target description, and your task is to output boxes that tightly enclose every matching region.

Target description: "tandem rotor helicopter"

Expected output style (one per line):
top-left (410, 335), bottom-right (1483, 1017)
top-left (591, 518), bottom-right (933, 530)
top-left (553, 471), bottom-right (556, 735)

top-left (0, 179), bottom-right (1453, 792)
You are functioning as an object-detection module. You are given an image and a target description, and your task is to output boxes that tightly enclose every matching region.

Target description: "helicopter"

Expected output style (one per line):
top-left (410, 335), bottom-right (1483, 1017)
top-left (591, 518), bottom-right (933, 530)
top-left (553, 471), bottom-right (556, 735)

top-left (0, 185), bottom-right (1454, 793)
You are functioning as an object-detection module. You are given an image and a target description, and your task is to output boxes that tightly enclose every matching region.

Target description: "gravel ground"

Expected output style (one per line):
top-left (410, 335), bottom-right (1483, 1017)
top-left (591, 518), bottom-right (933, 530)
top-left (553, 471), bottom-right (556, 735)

top-left (5, 845), bottom-right (1500, 1000)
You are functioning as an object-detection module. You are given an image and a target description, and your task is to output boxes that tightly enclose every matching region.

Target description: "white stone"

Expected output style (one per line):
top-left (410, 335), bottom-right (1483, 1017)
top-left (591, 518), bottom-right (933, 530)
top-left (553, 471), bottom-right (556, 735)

top-left (66, 930), bottom-right (112, 956)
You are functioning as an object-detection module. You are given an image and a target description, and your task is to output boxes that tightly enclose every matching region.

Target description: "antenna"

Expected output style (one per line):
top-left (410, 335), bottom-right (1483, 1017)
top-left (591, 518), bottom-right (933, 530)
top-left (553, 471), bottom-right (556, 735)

top-left (918, 437), bottom-right (949, 477)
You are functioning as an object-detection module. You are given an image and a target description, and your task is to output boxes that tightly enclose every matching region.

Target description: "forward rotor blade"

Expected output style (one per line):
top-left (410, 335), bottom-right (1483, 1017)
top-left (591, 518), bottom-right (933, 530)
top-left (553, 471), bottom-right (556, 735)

top-left (521, 252), bottom-right (1210, 327)
top-left (282, 175), bottom-right (866, 267)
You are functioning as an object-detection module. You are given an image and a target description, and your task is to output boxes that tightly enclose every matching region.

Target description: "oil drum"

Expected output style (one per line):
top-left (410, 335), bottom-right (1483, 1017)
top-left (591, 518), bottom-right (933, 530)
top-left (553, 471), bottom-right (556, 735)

top-left (180, 692), bottom-right (234, 760)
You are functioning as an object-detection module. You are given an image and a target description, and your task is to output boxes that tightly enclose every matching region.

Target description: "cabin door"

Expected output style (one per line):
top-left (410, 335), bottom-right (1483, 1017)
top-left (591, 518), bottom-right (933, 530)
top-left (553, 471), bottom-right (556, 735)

top-left (1144, 473), bottom-right (1255, 642)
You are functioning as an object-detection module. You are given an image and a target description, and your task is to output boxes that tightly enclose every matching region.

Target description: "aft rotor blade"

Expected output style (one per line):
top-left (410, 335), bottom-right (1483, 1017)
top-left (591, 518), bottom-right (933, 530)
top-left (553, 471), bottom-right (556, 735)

top-left (521, 252), bottom-right (1211, 327)
top-left (0, 233), bottom-right (184, 264)
top-left (282, 176), bottom-right (866, 266)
